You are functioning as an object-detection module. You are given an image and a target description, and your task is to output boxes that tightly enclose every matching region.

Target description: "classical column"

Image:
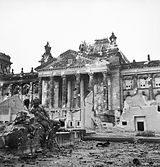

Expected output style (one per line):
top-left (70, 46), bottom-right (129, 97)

top-left (148, 74), bottom-right (153, 100)
top-left (88, 72), bottom-right (96, 114)
top-left (50, 76), bottom-right (55, 108)
top-left (38, 77), bottom-right (42, 102)
top-left (103, 72), bottom-right (108, 110)
top-left (80, 76), bottom-right (85, 128)
top-left (75, 73), bottom-right (80, 108)
top-left (54, 79), bottom-right (59, 108)
top-left (62, 75), bottom-right (67, 108)
top-left (80, 77), bottom-right (85, 107)
top-left (67, 80), bottom-right (72, 108)
top-left (108, 78), bottom-right (111, 110)
top-left (8, 84), bottom-right (13, 96)
top-left (88, 73), bottom-right (94, 91)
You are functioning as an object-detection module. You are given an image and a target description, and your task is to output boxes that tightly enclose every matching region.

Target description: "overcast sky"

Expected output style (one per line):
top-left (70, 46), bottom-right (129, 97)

top-left (0, 0), bottom-right (160, 73)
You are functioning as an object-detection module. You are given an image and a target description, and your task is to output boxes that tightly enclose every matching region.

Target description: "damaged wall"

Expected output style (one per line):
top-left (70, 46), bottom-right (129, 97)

top-left (118, 94), bottom-right (160, 132)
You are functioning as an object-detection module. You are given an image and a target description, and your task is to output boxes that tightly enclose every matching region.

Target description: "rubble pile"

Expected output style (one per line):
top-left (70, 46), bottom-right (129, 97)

top-left (0, 109), bottom-right (61, 154)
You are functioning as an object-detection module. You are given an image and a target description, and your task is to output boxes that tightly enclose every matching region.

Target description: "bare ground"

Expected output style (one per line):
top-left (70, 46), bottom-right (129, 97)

top-left (1, 140), bottom-right (160, 167)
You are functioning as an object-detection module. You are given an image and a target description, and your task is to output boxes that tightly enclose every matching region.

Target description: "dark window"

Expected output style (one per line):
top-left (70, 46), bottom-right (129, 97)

top-left (59, 120), bottom-right (65, 127)
top-left (70, 121), bottom-right (73, 127)
top-left (137, 122), bottom-right (144, 131)
top-left (51, 111), bottom-right (55, 114)
top-left (122, 121), bottom-right (127, 125)
top-left (77, 121), bottom-right (80, 126)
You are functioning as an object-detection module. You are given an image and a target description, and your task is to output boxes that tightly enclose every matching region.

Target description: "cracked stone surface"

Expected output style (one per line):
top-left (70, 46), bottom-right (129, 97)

top-left (1, 140), bottom-right (160, 166)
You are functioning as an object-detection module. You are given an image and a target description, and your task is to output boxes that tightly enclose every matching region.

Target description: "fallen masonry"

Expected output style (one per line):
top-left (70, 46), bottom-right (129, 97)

top-left (0, 111), bottom-right (56, 154)
top-left (0, 109), bottom-right (85, 155)
top-left (1, 140), bottom-right (160, 166)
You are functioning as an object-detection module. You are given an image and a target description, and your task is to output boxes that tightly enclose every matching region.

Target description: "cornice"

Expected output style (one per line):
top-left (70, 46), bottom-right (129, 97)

top-left (121, 61), bottom-right (160, 70)
top-left (121, 66), bottom-right (160, 76)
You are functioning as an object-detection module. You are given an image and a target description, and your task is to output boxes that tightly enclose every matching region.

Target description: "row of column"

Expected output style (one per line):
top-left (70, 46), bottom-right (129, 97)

top-left (38, 71), bottom-right (109, 110)
top-left (4, 82), bottom-right (35, 97)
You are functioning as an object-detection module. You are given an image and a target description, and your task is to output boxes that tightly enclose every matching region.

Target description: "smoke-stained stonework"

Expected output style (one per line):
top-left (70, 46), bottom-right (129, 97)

top-left (35, 33), bottom-right (123, 129)
top-left (36, 33), bottom-right (160, 131)
top-left (1, 33), bottom-right (160, 131)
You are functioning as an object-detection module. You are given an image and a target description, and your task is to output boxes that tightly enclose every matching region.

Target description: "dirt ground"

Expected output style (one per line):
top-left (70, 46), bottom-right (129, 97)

top-left (1, 140), bottom-right (160, 167)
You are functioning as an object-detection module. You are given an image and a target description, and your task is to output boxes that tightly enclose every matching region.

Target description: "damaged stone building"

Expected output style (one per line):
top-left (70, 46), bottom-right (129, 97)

top-left (35, 33), bottom-right (126, 130)
top-left (1, 33), bottom-right (160, 131)
top-left (119, 55), bottom-right (160, 132)
top-left (0, 52), bottom-right (38, 122)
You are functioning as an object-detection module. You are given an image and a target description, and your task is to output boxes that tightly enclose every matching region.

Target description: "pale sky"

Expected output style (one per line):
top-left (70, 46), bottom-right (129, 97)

top-left (0, 0), bottom-right (160, 73)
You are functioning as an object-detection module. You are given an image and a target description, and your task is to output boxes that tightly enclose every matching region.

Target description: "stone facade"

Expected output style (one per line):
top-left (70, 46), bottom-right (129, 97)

top-left (118, 93), bottom-right (160, 132)
top-left (0, 53), bottom-right (38, 122)
top-left (36, 34), bottom-right (160, 131)
top-left (35, 34), bottom-right (129, 129)
top-left (2, 33), bottom-right (160, 131)
top-left (118, 57), bottom-right (160, 132)
top-left (0, 68), bottom-right (38, 103)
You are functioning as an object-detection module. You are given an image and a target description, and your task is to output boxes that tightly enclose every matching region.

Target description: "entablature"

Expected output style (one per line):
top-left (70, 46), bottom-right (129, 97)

top-left (38, 65), bottom-right (110, 77)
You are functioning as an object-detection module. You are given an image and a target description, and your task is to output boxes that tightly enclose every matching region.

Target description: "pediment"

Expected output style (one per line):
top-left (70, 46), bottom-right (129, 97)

top-left (42, 50), bottom-right (96, 70)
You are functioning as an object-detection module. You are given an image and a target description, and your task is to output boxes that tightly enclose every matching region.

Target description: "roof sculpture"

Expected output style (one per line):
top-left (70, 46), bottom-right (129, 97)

top-left (39, 42), bottom-right (55, 65)
top-left (79, 32), bottom-right (117, 55)
top-left (35, 33), bottom-right (130, 72)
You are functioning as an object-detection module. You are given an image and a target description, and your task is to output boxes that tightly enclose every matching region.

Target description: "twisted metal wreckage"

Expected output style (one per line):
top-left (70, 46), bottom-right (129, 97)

top-left (0, 98), bottom-right (61, 155)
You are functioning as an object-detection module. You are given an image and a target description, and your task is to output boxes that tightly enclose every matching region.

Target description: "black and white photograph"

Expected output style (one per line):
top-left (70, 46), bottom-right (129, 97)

top-left (0, 0), bottom-right (160, 166)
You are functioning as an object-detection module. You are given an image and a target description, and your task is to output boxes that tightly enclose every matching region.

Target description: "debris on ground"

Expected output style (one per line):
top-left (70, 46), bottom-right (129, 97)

top-left (96, 141), bottom-right (110, 147)
top-left (1, 140), bottom-right (160, 166)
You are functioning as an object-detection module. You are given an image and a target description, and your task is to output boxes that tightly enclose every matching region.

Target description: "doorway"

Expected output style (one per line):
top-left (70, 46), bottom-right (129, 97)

top-left (134, 116), bottom-right (146, 131)
top-left (137, 121), bottom-right (144, 131)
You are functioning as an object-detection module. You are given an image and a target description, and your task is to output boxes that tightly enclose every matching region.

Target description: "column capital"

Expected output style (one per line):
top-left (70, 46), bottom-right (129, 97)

top-left (148, 73), bottom-right (153, 78)
top-left (61, 74), bottom-right (66, 78)
top-left (75, 72), bottom-right (80, 76)
top-left (102, 71), bottom-right (108, 84)
top-left (75, 73), bottom-right (80, 82)
top-left (88, 72), bottom-right (94, 76)
top-left (102, 71), bottom-right (107, 74)
top-left (102, 71), bottom-right (108, 77)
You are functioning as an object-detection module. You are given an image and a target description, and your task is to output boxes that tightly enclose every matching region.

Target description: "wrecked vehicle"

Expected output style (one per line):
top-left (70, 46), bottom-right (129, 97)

top-left (0, 109), bottom-right (61, 154)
